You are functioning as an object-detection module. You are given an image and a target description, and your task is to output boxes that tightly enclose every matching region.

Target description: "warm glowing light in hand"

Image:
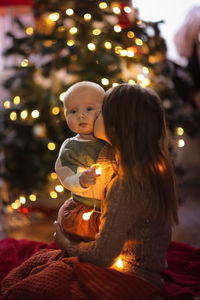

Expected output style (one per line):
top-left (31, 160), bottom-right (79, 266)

top-left (95, 167), bottom-right (101, 175)
top-left (91, 164), bottom-right (102, 175)
top-left (82, 210), bottom-right (94, 220)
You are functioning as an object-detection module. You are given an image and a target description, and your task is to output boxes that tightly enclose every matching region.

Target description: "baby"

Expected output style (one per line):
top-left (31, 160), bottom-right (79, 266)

top-left (55, 81), bottom-right (113, 242)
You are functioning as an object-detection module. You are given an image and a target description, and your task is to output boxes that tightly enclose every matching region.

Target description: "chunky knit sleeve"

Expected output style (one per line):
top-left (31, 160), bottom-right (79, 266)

top-left (67, 177), bottom-right (133, 267)
top-left (55, 138), bottom-right (88, 193)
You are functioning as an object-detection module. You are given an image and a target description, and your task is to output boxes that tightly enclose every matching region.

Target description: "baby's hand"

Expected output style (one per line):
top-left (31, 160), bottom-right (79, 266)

top-left (79, 168), bottom-right (99, 188)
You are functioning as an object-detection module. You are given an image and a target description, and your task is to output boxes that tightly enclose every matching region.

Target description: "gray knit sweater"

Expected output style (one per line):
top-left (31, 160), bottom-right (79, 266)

top-left (67, 176), bottom-right (171, 288)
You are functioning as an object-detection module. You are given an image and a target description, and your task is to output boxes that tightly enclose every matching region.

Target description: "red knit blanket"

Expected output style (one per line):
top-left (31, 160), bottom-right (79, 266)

top-left (0, 238), bottom-right (199, 299)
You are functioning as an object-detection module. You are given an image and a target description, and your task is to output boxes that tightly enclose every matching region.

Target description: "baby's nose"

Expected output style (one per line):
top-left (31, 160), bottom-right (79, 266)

top-left (78, 109), bottom-right (86, 118)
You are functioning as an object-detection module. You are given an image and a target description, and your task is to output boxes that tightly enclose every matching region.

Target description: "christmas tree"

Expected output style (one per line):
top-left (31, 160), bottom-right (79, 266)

top-left (1, 0), bottom-right (199, 210)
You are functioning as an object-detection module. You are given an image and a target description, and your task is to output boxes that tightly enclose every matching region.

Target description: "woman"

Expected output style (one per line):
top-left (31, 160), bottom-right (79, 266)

top-left (55, 83), bottom-right (179, 295)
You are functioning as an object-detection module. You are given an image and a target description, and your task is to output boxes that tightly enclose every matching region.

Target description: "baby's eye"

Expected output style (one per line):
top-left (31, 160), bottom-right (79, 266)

top-left (87, 107), bottom-right (93, 111)
top-left (70, 109), bottom-right (76, 114)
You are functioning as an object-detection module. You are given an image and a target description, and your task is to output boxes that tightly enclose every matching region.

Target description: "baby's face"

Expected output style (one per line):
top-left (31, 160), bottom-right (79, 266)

top-left (64, 87), bottom-right (103, 138)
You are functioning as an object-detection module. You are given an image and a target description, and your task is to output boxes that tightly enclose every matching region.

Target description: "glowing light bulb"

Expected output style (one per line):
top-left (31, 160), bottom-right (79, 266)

top-left (67, 40), bottom-right (74, 46)
top-left (120, 49), bottom-right (127, 56)
top-left (52, 106), bottom-right (60, 115)
top-left (114, 25), bottom-right (122, 32)
top-left (65, 8), bottom-right (74, 16)
top-left (10, 111), bottom-right (17, 121)
top-left (84, 13), bottom-right (92, 21)
top-left (13, 96), bottom-right (20, 104)
top-left (112, 82), bottom-right (119, 87)
top-left (21, 59), bottom-right (29, 67)
top-left (29, 194), bottom-right (36, 201)
top-left (50, 172), bottom-right (57, 180)
top-left (26, 27), bottom-right (34, 35)
top-left (48, 142), bottom-right (56, 151)
top-left (115, 256), bottom-right (123, 268)
top-left (137, 74), bottom-right (144, 81)
top-left (176, 127), bottom-right (184, 136)
top-left (50, 191), bottom-right (57, 199)
top-left (115, 46), bottom-right (122, 54)
top-left (104, 41), bottom-right (112, 49)
top-left (69, 27), bottom-right (78, 34)
top-left (95, 167), bottom-right (101, 175)
top-left (11, 202), bottom-right (18, 210)
top-left (127, 31), bottom-right (135, 38)
top-left (31, 110), bottom-right (39, 118)
top-left (55, 185), bottom-right (64, 192)
top-left (20, 110), bottom-right (28, 119)
top-left (59, 92), bottom-right (66, 102)
top-left (142, 67), bottom-right (149, 74)
top-left (178, 139), bottom-right (185, 148)
top-left (101, 78), bottom-right (109, 85)
top-left (124, 6), bottom-right (132, 13)
top-left (99, 2), bottom-right (107, 9)
top-left (88, 43), bottom-right (96, 51)
top-left (91, 164), bottom-right (102, 175)
top-left (48, 12), bottom-right (60, 22)
top-left (113, 7), bottom-right (121, 14)
top-left (140, 78), bottom-right (150, 88)
top-left (82, 210), bottom-right (94, 221)
top-left (127, 49), bottom-right (134, 57)
top-left (4, 100), bottom-right (11, 109)
top-left (92, 28), bottom-right (101, 36)
top-left (19, 196), bottom-right (26, 204)
top-left (135, 38), bottom-right (143, 46)
top-left (128, 79), bottom-right (136, 85)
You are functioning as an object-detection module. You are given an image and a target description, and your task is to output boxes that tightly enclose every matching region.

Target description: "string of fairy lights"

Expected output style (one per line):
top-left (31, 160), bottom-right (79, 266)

top-left (1, 1), bottom-right (185, 217)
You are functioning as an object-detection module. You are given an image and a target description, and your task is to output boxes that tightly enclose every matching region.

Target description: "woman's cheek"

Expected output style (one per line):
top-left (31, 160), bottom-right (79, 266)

top-left (94, 114), bottom-right (109, 143)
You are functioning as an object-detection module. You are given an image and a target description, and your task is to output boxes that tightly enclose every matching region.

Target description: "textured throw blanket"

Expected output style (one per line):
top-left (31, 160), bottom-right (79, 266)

top-left (0, 238), bottom-right (200, 299)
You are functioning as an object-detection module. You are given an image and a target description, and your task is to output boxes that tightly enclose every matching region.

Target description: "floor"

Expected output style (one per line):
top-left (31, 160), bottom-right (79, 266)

top-left (172, 182), bottom-right (200, 248)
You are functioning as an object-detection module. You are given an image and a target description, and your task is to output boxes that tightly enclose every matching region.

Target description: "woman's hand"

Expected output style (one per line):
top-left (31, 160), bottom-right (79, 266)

top-left (53, 221), bottom-right (69, 251)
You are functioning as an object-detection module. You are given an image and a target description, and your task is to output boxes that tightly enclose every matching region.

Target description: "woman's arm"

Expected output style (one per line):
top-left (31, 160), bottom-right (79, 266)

top-left (55, 178), bottom-right (133, 267)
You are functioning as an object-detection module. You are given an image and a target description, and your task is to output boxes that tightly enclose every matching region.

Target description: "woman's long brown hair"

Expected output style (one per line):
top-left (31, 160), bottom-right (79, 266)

top-left (102, 84), bottom-right (178, 226)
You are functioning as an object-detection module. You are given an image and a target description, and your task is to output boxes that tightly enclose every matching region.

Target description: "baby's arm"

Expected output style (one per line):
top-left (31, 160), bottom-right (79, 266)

top-left (55, 156), bottom-right (99, 193)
